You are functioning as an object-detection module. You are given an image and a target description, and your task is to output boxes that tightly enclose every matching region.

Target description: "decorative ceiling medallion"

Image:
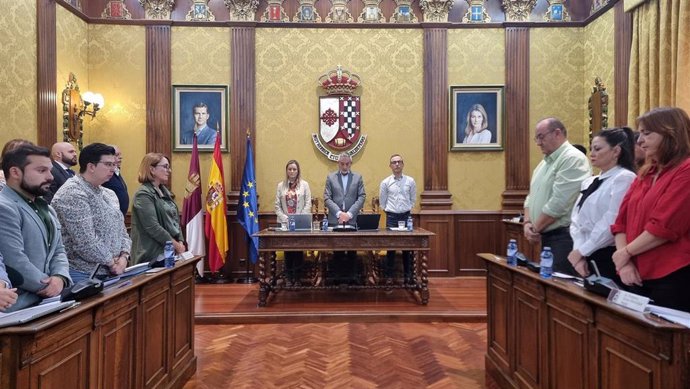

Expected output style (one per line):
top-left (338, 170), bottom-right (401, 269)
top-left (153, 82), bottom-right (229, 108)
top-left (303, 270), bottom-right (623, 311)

top-left (224, 0), bottom-right (260, 21)
top-left (294, 0), bottom-right (322, 22)
top-left (545, 0), bottom-right (570, 22)
top-left (101, 0), bottom-right (132, 19)
top-left (419, 0), bottom-right (453, 22)
top-left (501, 0), bottom-right (536, 22)
top-left (326, 0), bottom-right (354, 23)
top-left (359, 0), bottom-right (384, 23)
top-left (462, 0), bottom-right (491, 23)
top-left (139, 0), bottom-right (175, 19)
top-left (186, 0), bottom-right (215, 21)
top-left (390, 0), bottom-right (418, 23)
top-left (313, 66), bottom-right (366, 161)
top-left (261, 0), bottom-right (289, 22)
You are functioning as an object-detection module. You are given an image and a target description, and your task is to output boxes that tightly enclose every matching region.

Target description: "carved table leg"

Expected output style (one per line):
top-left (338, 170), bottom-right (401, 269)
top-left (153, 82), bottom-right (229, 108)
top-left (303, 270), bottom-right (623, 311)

top-left (420, 251), bottom-right (429, 304)
top-left (258, 252), bottom-right (268, 307)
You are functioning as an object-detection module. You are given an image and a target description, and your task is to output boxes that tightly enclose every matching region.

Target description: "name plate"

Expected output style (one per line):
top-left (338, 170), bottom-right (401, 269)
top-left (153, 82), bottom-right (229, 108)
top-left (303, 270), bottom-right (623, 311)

top-left (179, 251), bottom-right (195, 261)
top-left (607, 289), bottom-right (650, 312)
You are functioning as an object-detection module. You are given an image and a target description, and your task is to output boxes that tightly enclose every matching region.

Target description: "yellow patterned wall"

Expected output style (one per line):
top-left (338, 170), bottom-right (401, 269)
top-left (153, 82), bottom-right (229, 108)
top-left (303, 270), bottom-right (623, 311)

top-left (86, 25), bottom-right (146, 212)
top-left (171, 27), bottom-right (231, 206)
top-left (584, 7), bottom-right (616, 134)
top-left (56, 5), bottom-right (88, 142)
top-left (529, 28), bottom-right (586, 170)
top-left (447, 29), bottom-right (505, 210)
top-left (255, 28), bottom-right (424, 214)
top-left (0, 1), bottom-right (37, 145)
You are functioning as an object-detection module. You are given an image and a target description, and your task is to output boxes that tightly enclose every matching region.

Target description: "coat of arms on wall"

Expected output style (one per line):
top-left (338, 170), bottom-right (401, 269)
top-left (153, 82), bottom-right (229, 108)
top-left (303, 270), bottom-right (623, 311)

top-left (545, 0), bottom-right (570, 21)
top-left (390, 0), bottom-right (418, 23)
top-left (462, 0), bottom-right (491, 23)
top-left (359, 0), bottom-right (384, 23)
top-left (102, 0), bottom-right (132, 19)
top-left (312, 66), bottom-right (367, 161)
top-left (326, 0), bottom-right (354, 23)
top-left (261, 0), bottom-right (289, 21)
top-left (295, 0), bottom-right (322, 22)
top-left (186, 0), bottom-right (215, 21)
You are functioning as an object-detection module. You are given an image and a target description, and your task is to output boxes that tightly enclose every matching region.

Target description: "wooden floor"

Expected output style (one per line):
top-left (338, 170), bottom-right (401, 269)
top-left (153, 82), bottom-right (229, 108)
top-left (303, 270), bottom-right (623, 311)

top-left (186, 277), bottom-right (495, 388)
top-left (194, 277), bottom-right (487, 324)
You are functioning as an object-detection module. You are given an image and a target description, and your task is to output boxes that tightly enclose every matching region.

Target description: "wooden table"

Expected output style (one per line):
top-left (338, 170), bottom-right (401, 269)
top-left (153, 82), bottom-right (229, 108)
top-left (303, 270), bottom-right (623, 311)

top-left (478, 253), bottom-right (690, 389)
top-left (255, 228), bottom-right (434, 307)
top-left (0, 257), bottom-right (200, 389)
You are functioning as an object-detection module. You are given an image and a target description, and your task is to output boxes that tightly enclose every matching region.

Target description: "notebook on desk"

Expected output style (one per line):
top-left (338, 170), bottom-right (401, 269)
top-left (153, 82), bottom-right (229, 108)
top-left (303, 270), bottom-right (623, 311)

top-left (0, 300), bottom-right (76, 328)
top-left (356, 213), bottom-right (381, 231)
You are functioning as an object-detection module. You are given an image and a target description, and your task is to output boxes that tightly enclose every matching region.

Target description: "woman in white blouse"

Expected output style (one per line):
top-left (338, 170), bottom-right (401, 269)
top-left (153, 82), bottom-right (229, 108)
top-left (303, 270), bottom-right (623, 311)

top-left (462, 104), bottom-right (492, 144)
top-left (568, 127), bottom-right (637, 281)
top-left (274, 160), bottom-right (312, 285)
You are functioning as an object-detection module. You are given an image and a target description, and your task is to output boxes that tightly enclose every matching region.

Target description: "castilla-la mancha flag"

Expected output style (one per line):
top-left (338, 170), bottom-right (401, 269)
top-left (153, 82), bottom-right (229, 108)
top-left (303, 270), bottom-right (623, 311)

top-left (181, 134), bottom-right (206, 275)
top-left (204, 132), bottom-right (228, 272)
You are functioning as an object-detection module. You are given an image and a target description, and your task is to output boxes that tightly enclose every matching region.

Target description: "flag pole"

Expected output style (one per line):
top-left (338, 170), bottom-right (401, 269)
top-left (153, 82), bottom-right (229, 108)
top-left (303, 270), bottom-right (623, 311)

top-left (208, 121), bottom-right (232, 284)
top-left (236, 129), bottom-right (258, 284)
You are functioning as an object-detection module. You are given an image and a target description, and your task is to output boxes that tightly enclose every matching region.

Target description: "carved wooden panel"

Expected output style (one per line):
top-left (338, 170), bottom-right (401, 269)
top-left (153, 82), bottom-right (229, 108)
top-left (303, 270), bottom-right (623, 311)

top-left (29, 334), bottom-right (91, 389)
top-left (513, 273), bottom-right (545, 389)
top-left (141, 277), bottom-right (170, 389)
top-left (100, 304), bottom-right (138, 389)
top-left (38, 0), bottom-right (58, 148)
top-left (455, 212), bottom-right (501, 275)
top-left (486, 262), bottom-right (511, 374)
top-left (503, 27), bottom-right (530, 211)
top-left (170, 270), bottom-right (195, 380)
top-left (614, 0), bottom-right (632, 127)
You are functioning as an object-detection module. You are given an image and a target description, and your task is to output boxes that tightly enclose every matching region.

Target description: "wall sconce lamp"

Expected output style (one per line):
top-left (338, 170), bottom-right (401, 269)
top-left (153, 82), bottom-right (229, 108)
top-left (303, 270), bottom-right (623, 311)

top-left (62, 73), bottom-right (105, 150)
top-left (80, 91), bottom-right (105, 119)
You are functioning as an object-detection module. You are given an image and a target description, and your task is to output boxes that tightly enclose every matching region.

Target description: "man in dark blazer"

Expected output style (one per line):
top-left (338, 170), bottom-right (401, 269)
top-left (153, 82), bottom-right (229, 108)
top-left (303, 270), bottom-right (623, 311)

top-left (0, 145), bottom-right (72, 311)
top-left (45, 142), bottom-right (77, 203)
top-left (323, 153), bottom-right (366, 283)
top-left (102, 145), bottom-right (129, 216)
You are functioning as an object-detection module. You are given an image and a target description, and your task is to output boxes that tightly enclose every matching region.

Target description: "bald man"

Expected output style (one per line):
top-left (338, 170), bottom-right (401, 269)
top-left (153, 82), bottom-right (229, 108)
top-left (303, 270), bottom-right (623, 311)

top-left (45, 142), bottom-right (77, 203)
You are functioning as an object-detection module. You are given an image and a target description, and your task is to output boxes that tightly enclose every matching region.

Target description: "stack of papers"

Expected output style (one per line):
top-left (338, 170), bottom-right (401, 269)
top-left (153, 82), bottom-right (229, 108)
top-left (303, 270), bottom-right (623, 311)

top-left (647, 304), bottom-right (690, 328)
top-left (0, 300), bottom-right (76, 328)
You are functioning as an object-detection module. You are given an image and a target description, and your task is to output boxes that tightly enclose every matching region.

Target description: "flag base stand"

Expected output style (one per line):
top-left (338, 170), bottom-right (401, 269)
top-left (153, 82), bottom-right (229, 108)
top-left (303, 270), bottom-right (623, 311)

top-left (236, 257), bottom-right (258, 284)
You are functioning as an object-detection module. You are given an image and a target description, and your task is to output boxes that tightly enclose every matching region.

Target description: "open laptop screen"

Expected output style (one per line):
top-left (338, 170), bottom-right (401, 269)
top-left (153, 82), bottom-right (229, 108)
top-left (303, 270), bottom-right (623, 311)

top-left (356, 213), bottom-right (381, 231)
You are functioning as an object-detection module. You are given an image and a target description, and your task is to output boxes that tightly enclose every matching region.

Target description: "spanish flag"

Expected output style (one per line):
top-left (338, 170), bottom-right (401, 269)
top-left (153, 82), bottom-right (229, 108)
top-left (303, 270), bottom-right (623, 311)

top-left (204, 131), bottom-right (228, 272)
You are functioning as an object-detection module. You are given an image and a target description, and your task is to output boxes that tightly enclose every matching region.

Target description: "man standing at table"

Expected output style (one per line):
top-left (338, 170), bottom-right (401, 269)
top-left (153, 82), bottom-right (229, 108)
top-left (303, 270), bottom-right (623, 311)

top-left (379, 153), bottom-right (416, 284)
top-left (324, 153), bottom-right (366, 284)
top-left (0, 145), bottom-right (72, 311)
top-left (524, 117), bottom-right (590, 275)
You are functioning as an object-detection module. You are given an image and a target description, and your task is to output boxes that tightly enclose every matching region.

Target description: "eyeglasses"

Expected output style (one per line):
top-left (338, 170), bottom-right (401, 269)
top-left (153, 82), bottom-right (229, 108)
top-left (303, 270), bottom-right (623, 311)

top-left (533, 129), bottom-right (556, 143)
top-left (390, 160), bottom-right (403, 165)
top-left (98, 161), bottom-right (117, 168)
top-left (155, 164), bottom-right (171, 171)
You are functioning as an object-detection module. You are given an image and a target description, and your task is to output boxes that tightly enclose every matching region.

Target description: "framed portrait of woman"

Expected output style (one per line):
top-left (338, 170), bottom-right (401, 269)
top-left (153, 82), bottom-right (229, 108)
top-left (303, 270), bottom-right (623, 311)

top-left (449, 85), bottom-right (504, 151)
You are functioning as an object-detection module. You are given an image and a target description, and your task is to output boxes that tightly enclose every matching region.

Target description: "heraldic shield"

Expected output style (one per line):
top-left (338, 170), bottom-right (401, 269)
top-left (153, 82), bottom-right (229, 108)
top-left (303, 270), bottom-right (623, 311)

top-left (319, 95), bottom-right (361, 149)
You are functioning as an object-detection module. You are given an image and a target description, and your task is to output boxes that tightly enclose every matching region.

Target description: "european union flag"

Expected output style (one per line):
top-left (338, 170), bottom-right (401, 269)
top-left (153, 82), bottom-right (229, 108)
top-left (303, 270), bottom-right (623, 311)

top-left (238, 135), bottom-right (259, 263)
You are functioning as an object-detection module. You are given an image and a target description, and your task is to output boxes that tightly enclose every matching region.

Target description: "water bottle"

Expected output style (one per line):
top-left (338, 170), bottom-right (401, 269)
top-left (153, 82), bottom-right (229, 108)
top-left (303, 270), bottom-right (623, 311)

top-left (288, 215), bottom-right (296, 231)
top-left (506, 239), bottom-right (518, 266)
top-left (321, 215), bottom-right (329, 231)
top-left (539, 246), bottom-right (553, 279)
top-left (164, 241), bottom-right (175, 268)
top-left (406, 214), bottom-right (413, 231)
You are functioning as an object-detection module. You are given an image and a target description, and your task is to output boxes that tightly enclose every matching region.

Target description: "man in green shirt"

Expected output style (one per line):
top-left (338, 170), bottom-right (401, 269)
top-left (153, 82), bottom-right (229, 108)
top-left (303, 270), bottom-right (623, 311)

top-left (524, 118), bottom-right (591, 274)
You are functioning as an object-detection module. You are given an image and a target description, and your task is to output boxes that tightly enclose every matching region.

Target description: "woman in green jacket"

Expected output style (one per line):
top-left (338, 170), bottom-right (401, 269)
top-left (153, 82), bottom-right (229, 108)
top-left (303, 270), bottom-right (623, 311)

top-left (130, 153), bottom-right (186, 264)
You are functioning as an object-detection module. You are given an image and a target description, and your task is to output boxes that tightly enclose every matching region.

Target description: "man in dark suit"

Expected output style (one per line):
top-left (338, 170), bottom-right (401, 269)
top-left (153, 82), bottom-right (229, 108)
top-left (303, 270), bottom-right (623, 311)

top-left (0, 145), bottom-right (72, 311)
top-left (45, 142), bottom-right (77, 203)
top-left (324, 153), bottom-right (366, 284)
top-left (102, 145), bottom-right (129, 216)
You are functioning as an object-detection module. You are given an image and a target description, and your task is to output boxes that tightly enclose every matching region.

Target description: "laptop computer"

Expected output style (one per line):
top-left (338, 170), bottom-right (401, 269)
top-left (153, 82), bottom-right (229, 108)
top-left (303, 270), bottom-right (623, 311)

top-left (356, 213), bottom-right (381, 231)
top-left (0, 300), bottom-right (76, 328)
top-left (291, 214), bottom-right (313, 231)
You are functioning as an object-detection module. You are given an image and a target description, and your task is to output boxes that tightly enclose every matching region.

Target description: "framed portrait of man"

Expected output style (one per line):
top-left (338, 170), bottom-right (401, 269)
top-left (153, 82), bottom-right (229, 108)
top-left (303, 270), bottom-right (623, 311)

top-left (449, 85), bottom-right (504, 151)
top-left (172, 85), bottom-right (229, 152)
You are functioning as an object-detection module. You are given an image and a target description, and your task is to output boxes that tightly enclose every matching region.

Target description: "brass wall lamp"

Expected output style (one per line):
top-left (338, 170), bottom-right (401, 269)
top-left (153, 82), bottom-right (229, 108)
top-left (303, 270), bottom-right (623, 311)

top-left (62, 73), bottom-right (105, 150)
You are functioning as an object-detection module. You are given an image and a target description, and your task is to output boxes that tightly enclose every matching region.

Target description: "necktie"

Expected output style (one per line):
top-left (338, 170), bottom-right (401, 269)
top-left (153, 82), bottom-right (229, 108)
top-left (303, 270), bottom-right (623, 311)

top-left (66, 169), bottom-right (75, 177)
top-left (576, 177), bottom-right (604, 210)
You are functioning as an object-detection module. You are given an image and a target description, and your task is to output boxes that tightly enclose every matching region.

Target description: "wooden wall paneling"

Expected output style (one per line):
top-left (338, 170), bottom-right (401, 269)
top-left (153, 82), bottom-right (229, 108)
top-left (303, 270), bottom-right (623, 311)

top-left (98, 292), bottom-right (139, 389)
top-left (614, 0), bottom-right (632, 127)
top-left (502, 27), bottom-right (530, 211)
top-left (419, 211), bottom-right (453, 276)
top-left (227, 26), bottom-right (257, 276)
top-left (485, 262), bottom-right (513, 387)
top-left (37, 0), bottom-right (58, 148)
top-left (145, 25), bottom-right (172, 155)
top-left (420, 26), bottom-right (452, 210)
top-left (169, 268), bottom-right (195, 382)
top-left (455, 212), bottom-right (502, 276)
top-left (513, 273), bottom-right (545, 389)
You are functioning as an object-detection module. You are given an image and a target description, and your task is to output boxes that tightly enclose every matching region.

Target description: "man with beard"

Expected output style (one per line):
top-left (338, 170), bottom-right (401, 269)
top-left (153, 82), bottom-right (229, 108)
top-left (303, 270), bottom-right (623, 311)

top-left (0, 145), bottom-right (72, 311)
top-left (45, 142), bottom-right (78, 203)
